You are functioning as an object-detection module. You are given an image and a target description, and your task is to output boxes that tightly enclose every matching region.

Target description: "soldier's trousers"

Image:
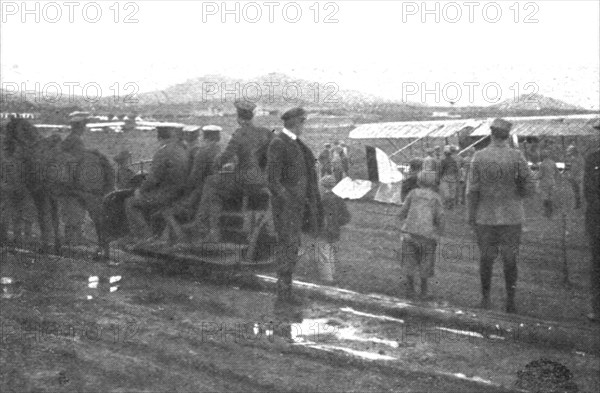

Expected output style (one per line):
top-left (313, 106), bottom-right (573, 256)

top-left (272, 200), bottom-right (304, 301)
top-left (476, 225), bottom-right (522, 305)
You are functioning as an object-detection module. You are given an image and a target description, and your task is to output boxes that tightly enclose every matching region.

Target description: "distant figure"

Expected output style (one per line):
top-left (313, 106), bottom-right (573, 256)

top-left (318, 143), bottom-right (333, 177)
top-left (397, 170), bottom-right (445, 300)
top-left (422, 147), bottom-right (440, 189)
top-left (538, 149), bottom-right (558, 218)
top-left (401, 158), bottom-right (423, 202)
top-left (331, 141), bottom-right (346, 183)
top-left (114, 150), bottom-right (135, 190)
top-left (584, 121), bottom-right (600, 322)
top-left (467, 118), bottom-right (535, 313)
top-left (440, 145), bottom-right (459, 209)
top-left (458, 148), bottom-right (474, 205)
top-left (566, 145), bottom-right (584, 209)
top-left (434, 145), bottom-right (442, 161)
top-left (340, 142), bottom-right (351, 173)
top-left (316, 175), bottom-right (351, 283)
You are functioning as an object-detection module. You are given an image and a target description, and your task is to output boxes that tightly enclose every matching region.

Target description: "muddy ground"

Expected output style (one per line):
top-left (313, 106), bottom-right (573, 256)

top-left (2, 249), bottom-right (598, 392)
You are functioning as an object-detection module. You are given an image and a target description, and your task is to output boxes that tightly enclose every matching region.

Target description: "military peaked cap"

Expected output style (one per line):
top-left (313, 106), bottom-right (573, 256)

top-left (281, 107), bottom-right (307, 121)
top-left (234, 100), bottom-right (257, 112)
top-left (490, 118), bottom-right (513, 133)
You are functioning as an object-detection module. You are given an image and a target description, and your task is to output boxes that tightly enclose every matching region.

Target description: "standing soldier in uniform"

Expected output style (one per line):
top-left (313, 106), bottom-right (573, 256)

top-left (125, 125), bottom-right (189, 243)
top-left (267, 107), bottom-right (323, 304)
top-left (584, 121), bottom-right (600, 322)
top-left (217, 99), bottom-right (274, 192)
top-left (467, 118), bottom-right (535, 313)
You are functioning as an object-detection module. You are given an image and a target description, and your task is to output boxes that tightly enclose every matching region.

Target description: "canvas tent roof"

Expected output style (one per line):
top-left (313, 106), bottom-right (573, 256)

top-left (349, 119), bottom-right (483, 140)
top-left (470, 114), bottom-right (599, 137)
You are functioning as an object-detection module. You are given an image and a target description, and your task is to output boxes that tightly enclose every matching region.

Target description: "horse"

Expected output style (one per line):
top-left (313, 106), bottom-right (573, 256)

top-left (3, 117), bottom-right (115, 259)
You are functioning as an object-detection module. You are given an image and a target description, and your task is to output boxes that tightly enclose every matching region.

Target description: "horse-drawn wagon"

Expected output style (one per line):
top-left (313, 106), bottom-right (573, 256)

top-left (104, 169), bottom-right (279, 271)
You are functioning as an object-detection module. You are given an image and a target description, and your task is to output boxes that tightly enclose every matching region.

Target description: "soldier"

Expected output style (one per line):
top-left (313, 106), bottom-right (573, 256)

top-left (584, 121), bottom-right (600, 322)
top-left (114, 150), bottom-right (135, 190)
top-left (184, 101), bottom-right (273, 242)
top-left (267, 107), bottom-right (323, 304)
top-left (125, 125), bottom-right (189, 243)
top-left (467, 118), bottom-right (536, 313)
top-left (170, 125), bottom-right (223, 243)
top-left (183, 126), bottom-right (202, 169)
top-left (216, 99), bottom-right (274, 192)
top-left (422, 147), bottom-right (440, 189)
top-left (318, 143), bottom-right (333, 177)
top-left (331, 141), bottom-right (346, 183)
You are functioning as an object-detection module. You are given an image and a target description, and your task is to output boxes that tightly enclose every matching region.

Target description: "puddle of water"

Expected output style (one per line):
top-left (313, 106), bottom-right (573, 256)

top-left (109, 276), bottom-right (122, 284)
top-left (1, 277), bottom-right (23, 299)
top-left (436, 327), bottom-right (484, 339)
top-left (295, 342), bottom-right (397, 361)
top-left (292, 318), bottom-right (399, 349)
top-left (340, 307), bottom-right (404, 324)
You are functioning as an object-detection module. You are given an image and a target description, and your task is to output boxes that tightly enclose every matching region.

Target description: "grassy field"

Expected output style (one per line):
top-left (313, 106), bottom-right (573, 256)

top-left (64, 116), bottom-right (597, 324)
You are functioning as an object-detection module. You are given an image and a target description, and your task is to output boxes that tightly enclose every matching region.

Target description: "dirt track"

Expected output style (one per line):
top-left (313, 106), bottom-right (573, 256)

top-left (2, 249), bottom-right (598, 392)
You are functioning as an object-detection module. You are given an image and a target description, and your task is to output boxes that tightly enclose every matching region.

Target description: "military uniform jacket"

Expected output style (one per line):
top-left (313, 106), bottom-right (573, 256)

top-left (187, 141), bottom-right (222, 190)
top-left (267, 132), bottom-right (323, 239)
top-left (467, 143), bottom-right (535, 225)
top-left (219, 124), bottom-right (273, 184)
top-left (140, 140), bottom-right (189, 202)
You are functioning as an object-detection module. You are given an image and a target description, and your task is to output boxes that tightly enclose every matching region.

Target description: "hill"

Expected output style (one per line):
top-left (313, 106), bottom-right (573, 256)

top-left (490, 93), bottom-right (584, 111)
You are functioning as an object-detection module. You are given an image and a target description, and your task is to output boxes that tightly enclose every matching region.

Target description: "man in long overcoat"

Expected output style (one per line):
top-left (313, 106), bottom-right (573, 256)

top-left (267, 107), bottom-right (324, 303)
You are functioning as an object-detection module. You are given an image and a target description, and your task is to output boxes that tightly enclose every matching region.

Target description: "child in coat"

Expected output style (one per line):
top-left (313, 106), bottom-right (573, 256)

top-left (317, 175), bottom-right (351, 283)
top-left (397, 170), bottom-right (445, 299)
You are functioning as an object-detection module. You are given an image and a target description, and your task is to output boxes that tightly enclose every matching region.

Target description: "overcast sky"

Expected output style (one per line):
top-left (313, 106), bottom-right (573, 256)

top-left (1, 0), bottom-right (599, 108)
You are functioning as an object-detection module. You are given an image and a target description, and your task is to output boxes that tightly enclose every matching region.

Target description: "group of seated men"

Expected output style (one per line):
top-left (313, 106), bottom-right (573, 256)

top-left (124, 100), bottom-right (274, 246)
